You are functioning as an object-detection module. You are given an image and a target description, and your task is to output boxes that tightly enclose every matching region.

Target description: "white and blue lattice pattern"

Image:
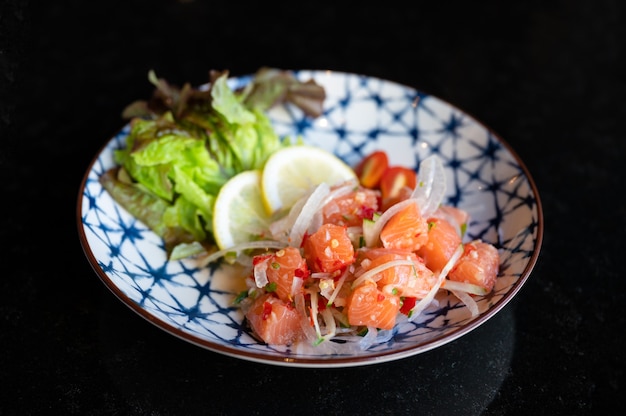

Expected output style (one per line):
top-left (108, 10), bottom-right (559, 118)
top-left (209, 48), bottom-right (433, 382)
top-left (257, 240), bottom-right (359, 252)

top-left (78, 71), bottom-right (542, 367)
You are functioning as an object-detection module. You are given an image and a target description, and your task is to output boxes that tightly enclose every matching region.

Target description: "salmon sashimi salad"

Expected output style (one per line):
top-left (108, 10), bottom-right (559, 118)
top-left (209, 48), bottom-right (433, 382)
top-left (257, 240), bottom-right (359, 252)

top-left (99, 68), bottom-right (500, 352)
top-left (202, 151), bottom-right (501, 351)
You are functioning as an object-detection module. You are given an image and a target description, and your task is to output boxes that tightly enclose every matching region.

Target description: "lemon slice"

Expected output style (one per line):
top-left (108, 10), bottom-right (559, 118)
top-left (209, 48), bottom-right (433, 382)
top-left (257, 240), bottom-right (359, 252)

top-left (212, 170), bottom-right (272, 250)
top-left (261, 145), bottom-right (357, 215)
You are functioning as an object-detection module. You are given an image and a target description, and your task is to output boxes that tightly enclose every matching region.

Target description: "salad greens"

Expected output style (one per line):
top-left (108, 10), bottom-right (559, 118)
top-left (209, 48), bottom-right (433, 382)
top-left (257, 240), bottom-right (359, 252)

top-left (100, 68), bottom-right (326, 260)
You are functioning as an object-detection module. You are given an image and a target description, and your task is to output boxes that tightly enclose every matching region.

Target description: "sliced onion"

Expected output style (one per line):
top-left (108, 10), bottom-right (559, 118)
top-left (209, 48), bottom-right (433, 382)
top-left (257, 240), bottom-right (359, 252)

top-left (441, 280), bottom-right (488, 296)
top-left (269, 179), bottom-right (357, 247)
top-left (318, 278), bottom-right (335, 299)
top-left (310, 272), bottom-right (333, 279)
top-left (308, 289), bottom-right (323, 341)
top-left (451, 289), bottom-right (479, 317)
top-left (351, 259), bottom-right (416, 289)
top-left (294, 293), bottom-right (318, 344)
top-left (318, 308), bottom-right (337, 343)
top-left (374, 328), bottom-right (395, 344)
top-left (307, 210), bottom-right (324, 238)
top-left (322, 179), bottom-right (358, 205)
top-left (359, 326), bottom-right (379, 350)
top-left (411, 155), bottom-right (446, 218)
top-left (268, 216), bottom-right (290, 242)
top-left (408, 243), bottom-right (464, 322)
top-left (269, 192), bottom-right (309, 242)
top-left (253, 256), bottom-right (270, 288)
top-left (325, 268), bottom-right (350, 307)
top-left (307, 182), bottom-right (348, 234)
top-left (289, 182), bottom-right (330, 248)
top-left (290, 274), bottom-right (304, 299)
top-left (329, 307), bottom-right (350, 328)
top-left (199, 240), bottom-right (287, 266)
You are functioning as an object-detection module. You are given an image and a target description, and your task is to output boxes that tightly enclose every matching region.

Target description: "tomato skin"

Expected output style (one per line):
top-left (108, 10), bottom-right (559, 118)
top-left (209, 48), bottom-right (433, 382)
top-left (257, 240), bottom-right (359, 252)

top-left (354, 151), bottom-right (389, 189)
top-left (380, 166), bottom-right (417, 202)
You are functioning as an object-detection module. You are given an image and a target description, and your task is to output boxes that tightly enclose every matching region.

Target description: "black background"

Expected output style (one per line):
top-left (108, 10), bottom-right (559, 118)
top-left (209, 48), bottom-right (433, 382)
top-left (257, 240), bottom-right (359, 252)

top-left (1, 1), bottom-right (624, 414)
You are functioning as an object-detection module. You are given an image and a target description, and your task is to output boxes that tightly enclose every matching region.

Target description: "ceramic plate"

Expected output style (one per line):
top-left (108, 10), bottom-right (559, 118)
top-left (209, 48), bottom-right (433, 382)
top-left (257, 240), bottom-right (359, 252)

top-left (77, 70), bottom-right (543, 368)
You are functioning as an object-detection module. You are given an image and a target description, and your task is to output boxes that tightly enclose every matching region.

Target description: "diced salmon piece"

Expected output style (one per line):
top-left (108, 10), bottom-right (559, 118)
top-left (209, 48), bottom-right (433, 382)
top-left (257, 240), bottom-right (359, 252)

top-left (345, 281), bottom-right (400, 330)
top-left (361, 248), bottom-right (437, 299)
top-left (304, 223), bottom-right (355, 274)
top-left (264, 247), bottom-right (310, 302)
top-left (416, 217), bottom-right (462, 272)
top-left (323, 186), bottom-right (379, 227)
top-left (449, 241), bottom-right (500, 292)
top-left (434, 205), bottom-right (470, 231)
top-left (379, 202), bottom-right (429, 252)
top-left (245, 293), bottom-right (303, 345)
top-left (381, 185), bottom-right (413, 212)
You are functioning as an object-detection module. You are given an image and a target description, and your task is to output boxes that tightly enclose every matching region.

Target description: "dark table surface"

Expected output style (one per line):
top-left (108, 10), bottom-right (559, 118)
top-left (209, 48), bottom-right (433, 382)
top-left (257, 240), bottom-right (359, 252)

top-left (2, 1), bottom-right (624, 414)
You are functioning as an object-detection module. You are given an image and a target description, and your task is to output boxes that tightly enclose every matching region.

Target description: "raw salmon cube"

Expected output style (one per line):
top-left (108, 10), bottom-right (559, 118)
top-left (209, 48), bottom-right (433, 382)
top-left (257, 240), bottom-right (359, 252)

top-left (416, 217), bottom-right (462, 273)
top-left (263, 247), bottom-right (309, 302)
top-left (346, 281), bottom-right (401, 330)
top-left (361, 248), bottom-right (437, 299)
top-left (323, 186), bottom-right (379, 227)
top-left (245, 293), bottom-right (302, 345)
top-left (379, 202), bottom-right (429, 252)
top-left (304, 223), bottom-right (355, 273)
top-left (449, 241), bottom-right (500, 292)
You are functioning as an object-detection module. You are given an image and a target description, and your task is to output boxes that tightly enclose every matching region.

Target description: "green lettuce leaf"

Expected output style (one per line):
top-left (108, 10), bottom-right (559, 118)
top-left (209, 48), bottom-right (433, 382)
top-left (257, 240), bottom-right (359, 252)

top-left (103, 68), bottom-right (326, 259)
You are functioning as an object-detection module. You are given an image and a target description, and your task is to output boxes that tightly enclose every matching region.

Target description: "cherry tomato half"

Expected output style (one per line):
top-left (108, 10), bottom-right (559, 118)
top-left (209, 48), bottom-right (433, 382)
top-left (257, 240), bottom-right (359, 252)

top-left (380, 166), bottom-right (417, 202)
top-left (354, 151), bottom-right (389, 189)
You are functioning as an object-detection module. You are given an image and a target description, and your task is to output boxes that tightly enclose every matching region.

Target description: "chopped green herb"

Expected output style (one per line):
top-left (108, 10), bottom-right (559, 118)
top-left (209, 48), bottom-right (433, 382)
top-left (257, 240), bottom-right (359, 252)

top-left (233, 290), bottom-right (249, 304)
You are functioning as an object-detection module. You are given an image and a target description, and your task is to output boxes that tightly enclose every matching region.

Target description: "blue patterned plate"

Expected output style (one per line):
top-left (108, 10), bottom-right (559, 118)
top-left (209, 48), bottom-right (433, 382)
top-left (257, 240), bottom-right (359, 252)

top-left (78, 70), bottom-right (543, 368)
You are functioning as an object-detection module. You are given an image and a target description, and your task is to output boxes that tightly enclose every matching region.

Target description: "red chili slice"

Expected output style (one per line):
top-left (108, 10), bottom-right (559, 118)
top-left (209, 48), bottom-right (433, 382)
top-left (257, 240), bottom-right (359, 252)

top-left (262, 301), bottom-right (273, 320)
top-left (400, 297), bottom-right (417, 315)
